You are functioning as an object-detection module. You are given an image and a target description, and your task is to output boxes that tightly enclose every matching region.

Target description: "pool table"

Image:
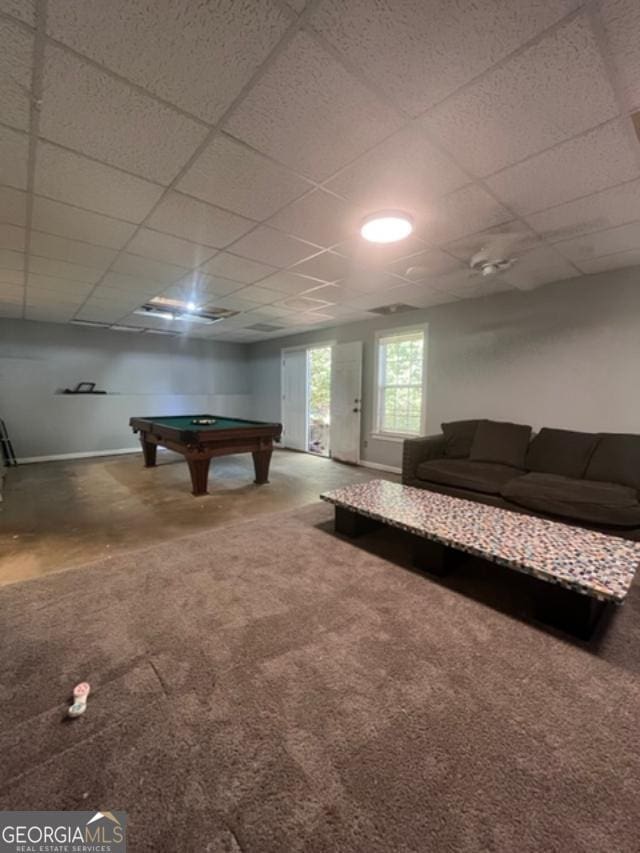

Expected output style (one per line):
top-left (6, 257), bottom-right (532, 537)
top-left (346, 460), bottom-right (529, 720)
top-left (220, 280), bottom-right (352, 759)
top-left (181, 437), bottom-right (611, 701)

top-left (129, 414), bottom-right (282, 496)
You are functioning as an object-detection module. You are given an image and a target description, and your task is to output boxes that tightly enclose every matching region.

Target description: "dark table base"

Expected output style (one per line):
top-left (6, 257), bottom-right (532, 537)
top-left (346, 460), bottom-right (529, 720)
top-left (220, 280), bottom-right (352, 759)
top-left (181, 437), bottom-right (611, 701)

top-left (333, 506), bottom-right (609, 640)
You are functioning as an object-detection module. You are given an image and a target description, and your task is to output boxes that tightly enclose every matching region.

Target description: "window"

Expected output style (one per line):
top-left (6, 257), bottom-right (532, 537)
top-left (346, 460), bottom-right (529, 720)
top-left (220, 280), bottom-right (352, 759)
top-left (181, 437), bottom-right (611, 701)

top-left (374, 327), bottom-right (426, 436)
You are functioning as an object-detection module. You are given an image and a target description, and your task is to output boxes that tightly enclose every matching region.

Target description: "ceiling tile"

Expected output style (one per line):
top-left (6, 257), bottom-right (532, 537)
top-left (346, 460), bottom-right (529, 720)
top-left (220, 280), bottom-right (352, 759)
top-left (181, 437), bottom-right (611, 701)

top-left (224, 31), bottom-right (402, 181)
top-left (384, 282), bottom-right (456, 308)
top-left (233, 285), bottom-right (282, 305)
top-left (574, 249), bottom-right (640, 274)
top-left (227, 226), bottom-right (320, 267)
top-left (31, 196), bottom-right (137, 249)
top-left (0, 248), bottom-right (24, 271)
top-left (326, 124), bottom-right (468, 230)
top-left (201, 252), bottom-right (276, 284)
top-left (0, 17), bottom-right (33, 130)
top-left (30, 230), bottom-right (117, 268)
top-left (0, 186), bottom-right (27, 227)
top-left (25, 289), bottom-right (85, 306)
top-left (26, 306), bottom-right (78, 321)
top-left (336, 234), bottom-right (428, 268)
top-left (267, 189), bottom-right (361, 248)
top-left (127, 228), bottom-right (216, 269)
top-left (35, 141), bottom-right (164, 221)
top-left (501, 246), bottom-right (578, 290)
top-left (0, 125), bottom-right (28, 189)
top-left (84, 291), bottom-right (140, 308)
top-left (145, 191), bottom-right (254, 249)
top-left (174, 272), bottom-right (244, 298)
top-left (423, 13), bottom-right (619, 177)
top-left (112, 252), bottom-right (188, 284)
top-left (276, 294), bottom-right (335, 311)
top-left (26, 274), bottom-right (93, 297)
top-left (28, 255), bottom-right (103, 283)
top-left (177, 134), bottom-right (312, 220)
top-left (75, 305), bottom-right (128, 322)
top-left (422, 184), bottom-right (512, 245)
top-left (101, 272), bottom-right (162, 296)
top-left (290, 251), bottom-right (350, 283)
top-left (552, 220), bottom-right (640, 261)
top-left (486, 120), bottom-right (640, 215)
top-left (0, 223), bottom-right (25, 251)
top-left (315, 302), bottom-right (372, 320)
top-left (40, 43), bottom-right (208, 183)
top-left (244, 304), bottom-right (296, 319)
top-left (388, 248), bottom-right (465, 281)
top-left (342, 291), bottom-right (405, 311)
top-left (0, 1), bottom-right (35, 25)
top-left (339, 269), bottom-right (405, 293)
top-left (210, 293), bottom-right (261, 312)
top-left (311, 0), bottom-right (580, 116)
top-left (600, 0), bottom-right (640, 112)
top-left (524, 179), bottom-right (640, 242)
top-left (47, 0), bottom-right (291, 123)
top-left (448, 277), bottom-right (516, 300)
top-left (254, 270), bottom-right (324, 295)
top-left (443, 222), bottom-right (541, 262)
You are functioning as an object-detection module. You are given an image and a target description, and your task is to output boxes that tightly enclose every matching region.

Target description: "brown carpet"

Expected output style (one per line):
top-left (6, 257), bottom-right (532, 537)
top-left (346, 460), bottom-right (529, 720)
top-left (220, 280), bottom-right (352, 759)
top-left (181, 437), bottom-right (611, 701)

top-left (1, 503), bottom-right (639, 852)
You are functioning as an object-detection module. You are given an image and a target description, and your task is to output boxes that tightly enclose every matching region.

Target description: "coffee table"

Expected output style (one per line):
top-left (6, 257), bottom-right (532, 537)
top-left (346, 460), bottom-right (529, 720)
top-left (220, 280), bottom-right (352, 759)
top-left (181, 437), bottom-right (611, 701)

top-left (320, 480), bottom-right (640, 639)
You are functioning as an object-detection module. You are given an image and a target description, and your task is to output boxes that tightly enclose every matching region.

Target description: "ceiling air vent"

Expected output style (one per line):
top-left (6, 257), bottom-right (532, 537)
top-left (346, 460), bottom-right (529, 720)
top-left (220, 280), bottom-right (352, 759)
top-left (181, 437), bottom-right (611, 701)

top-left (244, 323), bottom-right (285, 332)
top-left (368, 303), bottom-right (418, 316)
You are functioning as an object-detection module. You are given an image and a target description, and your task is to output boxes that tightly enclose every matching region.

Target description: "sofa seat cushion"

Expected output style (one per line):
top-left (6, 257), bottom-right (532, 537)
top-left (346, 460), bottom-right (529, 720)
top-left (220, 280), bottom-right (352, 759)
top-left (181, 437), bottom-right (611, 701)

top-left (416, 459), bottom-right (523, 495)
top-left (502, 472), bottom-right (640, 528)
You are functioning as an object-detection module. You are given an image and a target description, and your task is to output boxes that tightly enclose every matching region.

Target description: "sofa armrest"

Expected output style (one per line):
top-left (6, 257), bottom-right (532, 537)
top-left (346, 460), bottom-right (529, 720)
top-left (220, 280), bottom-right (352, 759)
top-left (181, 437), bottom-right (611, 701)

top-left (402, 434), bottom-right (446, 484)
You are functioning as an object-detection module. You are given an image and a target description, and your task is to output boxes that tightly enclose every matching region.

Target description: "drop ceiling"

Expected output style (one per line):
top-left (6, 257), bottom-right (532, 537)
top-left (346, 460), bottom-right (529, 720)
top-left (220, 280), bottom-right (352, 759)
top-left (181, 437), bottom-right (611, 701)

top-left (1, 0), bottom-right (640, 342)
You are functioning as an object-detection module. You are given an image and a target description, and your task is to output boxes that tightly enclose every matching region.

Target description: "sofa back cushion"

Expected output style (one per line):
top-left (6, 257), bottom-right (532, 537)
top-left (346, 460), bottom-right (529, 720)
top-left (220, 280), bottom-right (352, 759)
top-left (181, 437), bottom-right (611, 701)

top-left (469, 420), bottom-right (532, 469)
top-left (441, 419), bottom-right (481, 458)
top-left (585, 434), bottom-right (640, 491)
top-left (525, 427), bottom-right (598, 479)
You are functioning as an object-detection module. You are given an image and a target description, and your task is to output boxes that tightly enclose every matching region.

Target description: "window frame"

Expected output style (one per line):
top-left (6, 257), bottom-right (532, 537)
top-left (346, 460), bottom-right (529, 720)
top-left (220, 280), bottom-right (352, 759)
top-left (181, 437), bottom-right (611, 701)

top-left (371, 324), bottom-right (428, 440)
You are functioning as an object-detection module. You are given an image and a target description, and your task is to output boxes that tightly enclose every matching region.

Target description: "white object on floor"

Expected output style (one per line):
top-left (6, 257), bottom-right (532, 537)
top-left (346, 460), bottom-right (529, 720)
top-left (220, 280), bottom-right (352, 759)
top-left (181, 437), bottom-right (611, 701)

top-left (68, 681), bottom-right (91, 718)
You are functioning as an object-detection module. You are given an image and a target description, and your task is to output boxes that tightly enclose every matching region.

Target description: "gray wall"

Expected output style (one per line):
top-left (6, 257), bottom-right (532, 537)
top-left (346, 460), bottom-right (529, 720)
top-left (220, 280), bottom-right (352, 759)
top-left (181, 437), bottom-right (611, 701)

top-left (0, 319), bottom-right (250, 459)
top-left (248, 267), bottom-right (640, 470)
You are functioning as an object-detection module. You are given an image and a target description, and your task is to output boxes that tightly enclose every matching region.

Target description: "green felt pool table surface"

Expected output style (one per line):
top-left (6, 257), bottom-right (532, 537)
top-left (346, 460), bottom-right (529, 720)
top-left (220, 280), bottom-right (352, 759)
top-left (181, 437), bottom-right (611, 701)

top-left (138, 415), bottom-right (276, 432)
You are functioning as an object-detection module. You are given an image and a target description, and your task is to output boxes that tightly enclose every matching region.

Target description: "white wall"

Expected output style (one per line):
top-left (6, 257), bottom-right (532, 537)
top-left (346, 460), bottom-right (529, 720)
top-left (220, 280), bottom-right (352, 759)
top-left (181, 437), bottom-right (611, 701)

top-left (248, 267), bottom-right (640, 470)
top-left (0, 320), bottom-right (251, 460)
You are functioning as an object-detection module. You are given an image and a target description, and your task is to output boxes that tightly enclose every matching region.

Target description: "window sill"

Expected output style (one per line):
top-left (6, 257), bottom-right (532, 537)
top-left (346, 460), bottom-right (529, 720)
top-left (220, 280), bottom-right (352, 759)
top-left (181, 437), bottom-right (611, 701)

top-left (369, 432), bottom-right (413, 443)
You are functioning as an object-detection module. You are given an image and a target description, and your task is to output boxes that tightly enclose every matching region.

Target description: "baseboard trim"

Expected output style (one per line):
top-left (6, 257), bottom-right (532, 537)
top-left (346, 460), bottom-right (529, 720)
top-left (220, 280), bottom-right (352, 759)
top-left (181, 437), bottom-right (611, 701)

top-left (18, 447), bottom-right (143, 464)
top-left (359, 460), bottom-right (402, 475)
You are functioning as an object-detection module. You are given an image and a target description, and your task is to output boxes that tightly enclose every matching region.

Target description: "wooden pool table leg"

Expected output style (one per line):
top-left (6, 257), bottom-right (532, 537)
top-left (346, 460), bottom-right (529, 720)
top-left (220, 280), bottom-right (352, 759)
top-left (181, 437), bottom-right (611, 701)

top-left (140, 437), bottom-right (157, 468)
top-left (187, 457), bottom-right (211, 496)
top-left (252, 449), bottom-right (272, 484)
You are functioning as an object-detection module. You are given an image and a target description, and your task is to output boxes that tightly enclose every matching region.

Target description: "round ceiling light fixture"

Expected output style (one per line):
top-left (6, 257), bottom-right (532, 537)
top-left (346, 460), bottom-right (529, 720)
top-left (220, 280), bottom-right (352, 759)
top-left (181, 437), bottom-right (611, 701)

top-left (360, 211), bottom-right (413, 244)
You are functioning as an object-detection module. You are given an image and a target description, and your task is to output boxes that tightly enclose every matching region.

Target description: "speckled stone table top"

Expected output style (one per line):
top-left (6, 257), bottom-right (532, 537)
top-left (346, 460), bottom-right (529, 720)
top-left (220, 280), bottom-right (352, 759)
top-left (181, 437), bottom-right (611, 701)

top-left (320, 480), bottom-right (640, 603)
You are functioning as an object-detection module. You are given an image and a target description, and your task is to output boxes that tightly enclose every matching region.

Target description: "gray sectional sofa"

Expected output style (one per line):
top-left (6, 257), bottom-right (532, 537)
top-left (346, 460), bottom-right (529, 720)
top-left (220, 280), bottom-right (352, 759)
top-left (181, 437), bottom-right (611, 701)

top-left (403, 420), bottom-right (640, 541)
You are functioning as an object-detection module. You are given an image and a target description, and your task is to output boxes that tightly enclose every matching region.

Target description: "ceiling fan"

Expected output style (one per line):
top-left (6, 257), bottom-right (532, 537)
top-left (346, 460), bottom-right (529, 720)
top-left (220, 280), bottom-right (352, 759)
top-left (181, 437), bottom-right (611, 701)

top-left (467, 231), bottom-right (522, 277)
top-left (403, 229), bottom-right (526, 281)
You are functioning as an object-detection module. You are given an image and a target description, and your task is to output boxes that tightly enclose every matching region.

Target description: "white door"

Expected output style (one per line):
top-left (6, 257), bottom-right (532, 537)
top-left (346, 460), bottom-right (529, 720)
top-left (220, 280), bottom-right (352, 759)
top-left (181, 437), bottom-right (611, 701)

top-left (281, 349), bottom-right (307, 451)
top-left (330, 341), bottom-right (362, 464)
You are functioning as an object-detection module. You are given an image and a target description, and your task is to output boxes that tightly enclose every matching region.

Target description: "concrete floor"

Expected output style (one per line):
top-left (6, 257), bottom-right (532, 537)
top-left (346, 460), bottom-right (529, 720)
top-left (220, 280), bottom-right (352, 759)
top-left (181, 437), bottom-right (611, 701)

top-left (0, 449), bottom-right (396, 586)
